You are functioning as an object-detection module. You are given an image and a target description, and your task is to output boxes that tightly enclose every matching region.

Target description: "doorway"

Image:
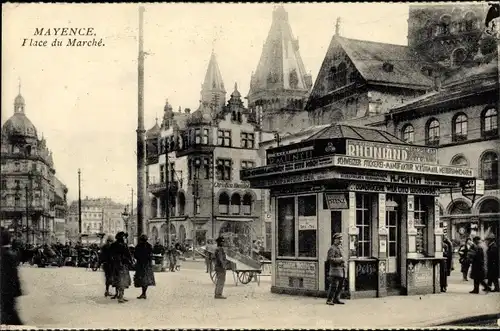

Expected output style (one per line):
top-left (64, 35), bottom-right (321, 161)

top-left (386, 195), bottom-right (401, 293)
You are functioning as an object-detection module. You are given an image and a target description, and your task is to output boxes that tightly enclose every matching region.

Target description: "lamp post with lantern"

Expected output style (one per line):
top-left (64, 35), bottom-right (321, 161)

top-left (121, 205), bottom-right (131, 243)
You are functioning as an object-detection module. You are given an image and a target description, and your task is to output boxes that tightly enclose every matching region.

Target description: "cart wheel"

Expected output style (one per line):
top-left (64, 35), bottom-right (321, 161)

top-left (210, 270), bottom-right (218, 284)
top-left (238, 271), bottom-right (253, 284)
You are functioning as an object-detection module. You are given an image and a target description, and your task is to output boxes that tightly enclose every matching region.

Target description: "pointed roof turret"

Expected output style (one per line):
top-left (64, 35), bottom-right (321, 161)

top-left (200, 51), bottom-right (226, 108)
top-left (248, 5), bottom-right (312, 96)
top-left (146, 117), bottom-right (161, 138)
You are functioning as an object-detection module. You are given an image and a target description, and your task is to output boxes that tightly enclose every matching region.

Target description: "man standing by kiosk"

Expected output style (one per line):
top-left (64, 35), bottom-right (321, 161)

top-left (326, 233), bottom-right (346, 305)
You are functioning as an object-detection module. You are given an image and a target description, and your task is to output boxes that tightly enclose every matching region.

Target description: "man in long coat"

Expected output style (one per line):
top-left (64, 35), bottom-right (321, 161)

top-left (468, 236), bottom-right (491, 294)
top-left (214, 236), bottom-right (230, 299)
top-left (110, 232), bottom-right (133, 303)
top-left (1, 228), bottom-right (23, 325)
top-left (326, 233), bottom-right (346, 305)
top-left (486, 233), bottom-right (499, 292)
top-left (134, 234), bottom-right (156, 299)
top-left (99, 235), bottom-right (115, 298)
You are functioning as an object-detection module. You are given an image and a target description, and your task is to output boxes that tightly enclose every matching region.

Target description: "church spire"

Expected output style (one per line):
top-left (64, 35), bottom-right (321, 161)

top-left (200, 51), bottom-right (226, 108)
top-left (14, 79), bottom-right (26, 114)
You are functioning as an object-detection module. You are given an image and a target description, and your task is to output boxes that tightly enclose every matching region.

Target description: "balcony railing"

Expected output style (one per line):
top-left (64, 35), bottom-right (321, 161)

top-left (452, 134), bottom-right (467, 142)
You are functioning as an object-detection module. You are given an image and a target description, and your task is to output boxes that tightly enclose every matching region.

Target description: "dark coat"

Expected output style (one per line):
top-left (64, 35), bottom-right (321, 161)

top-left (214, 246), bottom-right (229, 272)
top-left (442, 240), bottom-right (453, 276)
top-left (327, 244), bottom-right (345, 278)
top-left (468, 244), bottom-right (486, 281)
top-left (1, 246), bottom-right (23, 325)
top-left (133, 242), bottom-right (156, 288)
top-left (458, 243), bottom-right (471, 272)
top-left (109, 240), bottom-right (133, 289)
top-left (487, 241), bottom-right (499, 280)
top-left (99, 243), bottom-right (113, 286)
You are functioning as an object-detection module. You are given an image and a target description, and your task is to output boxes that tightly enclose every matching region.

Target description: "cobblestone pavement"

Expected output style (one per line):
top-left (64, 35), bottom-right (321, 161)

top-left (15, 265), bottom-right (500, 329)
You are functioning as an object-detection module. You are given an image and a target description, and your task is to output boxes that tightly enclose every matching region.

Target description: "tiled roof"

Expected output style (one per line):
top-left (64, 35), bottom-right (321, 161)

top-left (306, 123), bottom-right (407, 144)
top-left (336, 36), bottom-right (433, 89)
top-left (442, 60), bottom-right (498, 87)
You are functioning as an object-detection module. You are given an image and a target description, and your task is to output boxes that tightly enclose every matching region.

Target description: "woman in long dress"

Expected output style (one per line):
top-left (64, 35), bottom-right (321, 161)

top-left (134, 234), bottom-right (156, 299)
top-left (110, 232), bottom-right (133, 303)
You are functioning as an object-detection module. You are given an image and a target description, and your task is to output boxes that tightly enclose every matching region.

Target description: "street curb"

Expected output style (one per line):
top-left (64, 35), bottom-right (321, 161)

top-left (430, 313), bottom-right (500, 326)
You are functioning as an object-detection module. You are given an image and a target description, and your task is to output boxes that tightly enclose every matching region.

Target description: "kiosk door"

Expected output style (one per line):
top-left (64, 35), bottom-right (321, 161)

top-left (386, 195), bottom-right (401, 292)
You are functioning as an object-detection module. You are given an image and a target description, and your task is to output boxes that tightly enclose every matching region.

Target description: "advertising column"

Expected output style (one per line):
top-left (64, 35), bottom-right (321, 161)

top-left (407, 195), bottom-right (417, 258)
top-left (348, 191), bottom-right (357, 294)
top-left (378, 193), bottom-right (388, 297)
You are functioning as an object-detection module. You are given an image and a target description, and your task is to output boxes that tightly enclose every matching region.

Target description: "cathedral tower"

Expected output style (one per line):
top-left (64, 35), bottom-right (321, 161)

top-left (247, 5), bottom-right (313, 133)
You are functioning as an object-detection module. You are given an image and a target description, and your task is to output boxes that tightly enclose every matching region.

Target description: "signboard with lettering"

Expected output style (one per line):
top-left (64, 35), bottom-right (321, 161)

top-left (214, 182), bottom-right (250, 189)
top-left (266, 139), bottom-right (343, 165)
top-left (324, 193), bottom-right (349, 209)
top-left (298, 216), bottom-right (317, 230)
top-left (335, 155), bottom-right (474, 178)
top-left (346, 139), bottom-right (438, 164)
top-left (355, 259), bottom-right (378, 291)
top-left (462, 179), bottom-right (485, 200)
top-left (408, 260), bottom-right (434, 288)
top-left (348, 183), bottom-right (439, 196)
top-left (276, 260), bottom-right (318, 291)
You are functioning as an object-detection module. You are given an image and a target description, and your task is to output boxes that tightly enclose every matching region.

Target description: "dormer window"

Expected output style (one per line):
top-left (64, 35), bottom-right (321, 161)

top-left (289, 69), bottom-right (299, 89)
top-left (451, 48), bottom-right (467, 67)
top-left (438, 15), bottom-right (451, 35)
top-left (464, 12), bottom-right (477, 31)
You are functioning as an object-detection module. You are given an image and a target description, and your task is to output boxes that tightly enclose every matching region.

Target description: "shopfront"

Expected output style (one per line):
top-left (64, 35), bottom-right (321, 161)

top-left (241, 128), bottom-right (475, 299)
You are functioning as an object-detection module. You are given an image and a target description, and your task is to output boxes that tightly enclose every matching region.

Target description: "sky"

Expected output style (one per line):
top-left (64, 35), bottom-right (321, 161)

top-left (2, 2), bottom-right (412, 205)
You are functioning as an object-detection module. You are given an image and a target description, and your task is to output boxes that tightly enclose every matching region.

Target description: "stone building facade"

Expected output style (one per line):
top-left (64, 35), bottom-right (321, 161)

top-left (1, 87), bottom-right (68, 244)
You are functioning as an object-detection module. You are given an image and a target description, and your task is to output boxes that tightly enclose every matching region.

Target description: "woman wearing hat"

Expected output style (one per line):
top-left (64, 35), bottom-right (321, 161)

top-left (98, 235), bottom-right (115, 298)
top-left (133, 234), bottom-right (156, 299)
top-left (110, 231), bottom-right (133, 303)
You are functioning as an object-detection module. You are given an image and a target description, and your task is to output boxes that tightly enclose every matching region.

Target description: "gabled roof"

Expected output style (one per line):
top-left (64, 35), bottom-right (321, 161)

top-left (335, 36), bottom-right (433, 89)
top-left (306, 123), bottom-right (407, 144)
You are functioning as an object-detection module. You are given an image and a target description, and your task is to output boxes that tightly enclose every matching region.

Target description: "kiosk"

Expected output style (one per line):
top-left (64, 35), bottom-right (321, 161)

top-left (241, 125), bottom-right (475, 299)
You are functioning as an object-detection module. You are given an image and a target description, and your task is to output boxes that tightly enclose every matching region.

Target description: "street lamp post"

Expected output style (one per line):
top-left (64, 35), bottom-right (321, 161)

top-left (121, 205), bottom-right (130, 243)
top-left (192, 159), bottom-right (201, 260)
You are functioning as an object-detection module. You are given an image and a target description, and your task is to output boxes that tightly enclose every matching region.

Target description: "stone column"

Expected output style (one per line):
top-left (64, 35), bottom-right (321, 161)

top-left (377, 193), bottom-right (388, 297)
top-left (347, 191), bottom-right (358, 294)
top-left (407, 195), bottom-right (418, 258)
top-left (156, 197), bottom-right (161, 218)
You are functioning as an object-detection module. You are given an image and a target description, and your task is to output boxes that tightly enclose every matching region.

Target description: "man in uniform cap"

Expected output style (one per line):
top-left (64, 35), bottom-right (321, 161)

top-left (485, 232), bottom-right (499, 292)
top-left (326, 233), bottom-right (346, 305)
top-left (214, 236), bottom-right (229, 299)
top-left (99, 235), bottom-right (115, 297)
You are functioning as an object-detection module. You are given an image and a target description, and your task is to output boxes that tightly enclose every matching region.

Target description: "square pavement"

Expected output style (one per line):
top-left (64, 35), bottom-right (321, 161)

top-left (13, 262), bottom-right (500, 329)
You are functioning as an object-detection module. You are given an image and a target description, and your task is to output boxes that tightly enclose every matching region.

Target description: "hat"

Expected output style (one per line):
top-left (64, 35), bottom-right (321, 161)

top-left (115, 231), bottom-right (128, 240)
top-left (106, 235), bottom-right (114, 243)
top-left (139, 234), bottom-right (148, 242)
top-left (332, 233), bottom-right (342, 240)
top-left (215, 236), bottom-right (225, 243)
top-left (473, 236), bottom-right (481, 242)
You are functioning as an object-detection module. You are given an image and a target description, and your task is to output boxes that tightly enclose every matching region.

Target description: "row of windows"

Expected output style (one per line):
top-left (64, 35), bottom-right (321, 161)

top-left (450, 151), bottom-right (499, 187)
top-left (184, 158), bottom-right (255, 182)
top-left (151, 191), bottom-right (254, 217)
top-left (401, 107), bottom-right (498, 145)
top-left (423, 12), bottom-right (479, 39)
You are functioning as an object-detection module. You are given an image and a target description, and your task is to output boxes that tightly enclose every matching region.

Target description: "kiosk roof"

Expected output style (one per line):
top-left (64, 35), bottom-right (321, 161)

top-left (306, 124), bottom-right (406, 145)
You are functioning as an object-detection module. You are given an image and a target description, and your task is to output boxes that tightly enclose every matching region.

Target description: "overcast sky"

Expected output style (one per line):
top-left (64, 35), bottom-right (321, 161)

top-left (2, 2), bottom-right (412, 205)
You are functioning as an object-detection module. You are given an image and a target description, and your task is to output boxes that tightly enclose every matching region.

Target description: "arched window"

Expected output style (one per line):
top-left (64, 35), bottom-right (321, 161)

top-left (450, 154), bottom-right (469, 166)
top-left (424, 20), bottom-right (434, 39)
top-left (218, 192), bottom-right (229, 214)
top-left (452, 113), bottom-right (468, 141)
top-left (451, 48), bottom-right (467, 67)
top-left (337, 62), bottom-right (347, 86)
top-left (231, 193), bottom-right (241, 215)
top-left (178, 192), bottom-right (185, 215)
top-left (480, 152), bottom-right (499, 187)
top-left (449, 201), bottom-right (471, 215)
top-left (482, 107), bottom-right (498, 137)
top-left (479, 199), bottom-right (500, 214)
top-left (464, 12), bottom-right (477, 31)
top-left (438, 15), bottom-right (451, 35)
top-left (426, 119), bottom-right (440, 145)
top-left (401, 124), bottom-right (415, 143)
top-left (151, 226), bottom-right (159, 243)
top-left (242, 193), bottom-right (252, 215)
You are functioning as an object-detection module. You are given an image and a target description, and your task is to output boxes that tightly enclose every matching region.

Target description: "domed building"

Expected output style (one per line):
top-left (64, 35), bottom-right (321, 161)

top-left (1, 87), bottom-right (68, 244)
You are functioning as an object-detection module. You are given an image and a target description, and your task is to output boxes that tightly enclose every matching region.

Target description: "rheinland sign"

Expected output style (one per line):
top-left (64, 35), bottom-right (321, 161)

top-left (346, 139), bottom-right (438, 164)
top-left (334, 155), bottom-right (474, 178)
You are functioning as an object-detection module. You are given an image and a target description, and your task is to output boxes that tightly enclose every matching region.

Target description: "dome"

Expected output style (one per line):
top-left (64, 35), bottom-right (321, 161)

top-left (14, 94), bottom-right (25, 106)
top-left (2, 112), bottom-right (38, 139)
top-left (230, 82), bottom-right (241, 98)
top-left (146, 119), bottom-right (161, 138)
top-left (187, 105), bottom-right (213, 126)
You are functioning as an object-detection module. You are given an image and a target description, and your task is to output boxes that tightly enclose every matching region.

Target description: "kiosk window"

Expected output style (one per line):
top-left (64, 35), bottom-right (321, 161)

top-left (356, 194), bottom-right (372, 257)
top-left (298, 195), bottom-right (317, 257)
top-left (277, 197), bottom-right (295, 257)
top-left (414, 196), bottom-right (428, 255)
